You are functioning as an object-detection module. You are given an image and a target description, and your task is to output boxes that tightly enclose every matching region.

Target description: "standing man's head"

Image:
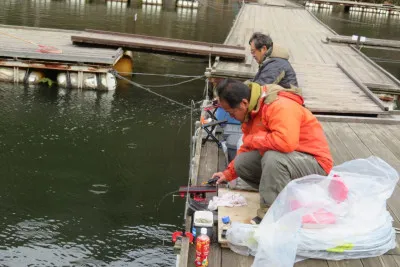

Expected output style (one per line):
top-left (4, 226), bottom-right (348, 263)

top-left (216, 78), bottom-right (250, 123)
top-left (249, 32), bottom-right (273, 64)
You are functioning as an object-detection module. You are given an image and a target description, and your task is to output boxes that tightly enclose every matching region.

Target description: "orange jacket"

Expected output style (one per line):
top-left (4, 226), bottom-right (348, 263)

top-left (222, 89), bottom-right (333, 181)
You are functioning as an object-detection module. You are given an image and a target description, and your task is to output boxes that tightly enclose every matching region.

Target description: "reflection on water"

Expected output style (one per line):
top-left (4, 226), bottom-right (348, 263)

top-left (0, 217), bottom-right (177, 266)
top-left (107, 1), bottom-right (129, 15)
top-left (142, 4), bottom-right (162, 20)
top-left (177, 7), bottom-right (198, 23)
top-left (0, 81), bottom-right (200, 265)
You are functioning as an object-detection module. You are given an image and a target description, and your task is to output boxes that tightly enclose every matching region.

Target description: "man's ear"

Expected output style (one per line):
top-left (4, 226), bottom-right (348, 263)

top-left (241, 99), bottom-right (249, 109)
top-left (261, 45), bottom-right (268, 53)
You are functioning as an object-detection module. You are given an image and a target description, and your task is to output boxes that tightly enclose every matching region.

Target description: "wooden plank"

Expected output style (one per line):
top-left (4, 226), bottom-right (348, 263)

top-left (85, 29), bottom-right (245, 50)
top-left (72, 32), bottom-right (246, 61)
top-left (385, 125), bottom-right (400, 143)
top-left (365, 83), bottom-right (400, 94)
top-left (190, 101), bottom-right (208, 185)
top-left (218, 145), bottom-right (227, 172)
top-left (327, 259), bottom-right (363, 267)
top-left (208, 243), bottom-right (222, 266)
top-left (367, 124), bottom-right (400, 161)
top-left (316, 115), bottom-right (400, 125)
top-left (320, 122), bottom-right (355, 165)
top-left (295, 259), bottom-right (328, 267)
top-left (179, 215), bottom-right (192, 267)
top-left (393, 255), bottom-right (400, 266)
top-left (329, 121), bottom-right (372, 158)
top-left (337, 62), bottom-right (388, 111)
top-left (327, 35), bottom-right (400, 49)
top-left (0, 49), bottom-right (118, 65)
top-left (361, 256), bottom-right (397, 267)
top-left (0, 26), bottom-right (121, 65)
top-left (217, 188), bottom-right (259, 245)
top-left (221, 248), bottom-right (254, 267)
top-left (198, 141), bottom-right (219, 185)
top-left (347, 123), bottom-right (400, 171)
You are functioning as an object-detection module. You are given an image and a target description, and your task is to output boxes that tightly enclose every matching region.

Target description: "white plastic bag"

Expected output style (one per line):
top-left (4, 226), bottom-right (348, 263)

top-left (226, 222), bottom-right (259, 256)
top-left (252, 156), bottom-right (399, 267)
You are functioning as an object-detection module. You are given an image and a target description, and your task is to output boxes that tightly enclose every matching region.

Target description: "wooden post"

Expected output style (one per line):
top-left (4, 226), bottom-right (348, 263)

top-left (356, 35), bottom-right (361, 49)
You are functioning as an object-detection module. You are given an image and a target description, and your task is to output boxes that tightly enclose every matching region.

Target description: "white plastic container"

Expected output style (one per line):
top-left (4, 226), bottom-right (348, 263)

top-left (193, 211), bottom-right (213, 227)
top-left (193, 211), bottom-right (214, 241)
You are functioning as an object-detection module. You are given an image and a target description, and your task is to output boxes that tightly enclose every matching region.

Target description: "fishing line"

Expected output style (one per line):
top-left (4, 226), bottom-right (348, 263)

top-left (111, 70), bottom-right (192, 110)
top-left (133, 75), bottom-right (205, 88)
top-left (115, 72), bottom-right (204, 78)
top-left (155, 190), bottom-right (181, 213)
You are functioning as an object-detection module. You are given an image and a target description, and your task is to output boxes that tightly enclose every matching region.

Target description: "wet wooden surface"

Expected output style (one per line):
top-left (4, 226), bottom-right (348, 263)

top-left (212, 4), bottom-right (400, 114)
top-left (0, 24), bottom-right (121, 65)
top-left (187, 119), bottom-right (400, 267)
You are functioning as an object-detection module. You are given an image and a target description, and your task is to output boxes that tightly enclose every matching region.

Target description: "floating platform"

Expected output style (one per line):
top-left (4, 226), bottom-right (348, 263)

top-left (326, 35), bottom-right (400, 49)
top-left (306, 0), bottom-right (400, 12)
top-left (0, 24), bottom-right (127, 90)
top-left (71, 29), bottom-right (246, 61)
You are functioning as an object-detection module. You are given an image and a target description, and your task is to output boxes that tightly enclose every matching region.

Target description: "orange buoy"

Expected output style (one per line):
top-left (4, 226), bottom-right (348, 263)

top-left (114, 51), bottom-right (133, 76)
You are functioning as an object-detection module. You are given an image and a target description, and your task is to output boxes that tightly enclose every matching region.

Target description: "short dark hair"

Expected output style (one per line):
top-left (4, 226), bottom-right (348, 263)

top-left (216, 78), bottom-right (250, 108)
top-left (249, 32), bottom-right (273, 50)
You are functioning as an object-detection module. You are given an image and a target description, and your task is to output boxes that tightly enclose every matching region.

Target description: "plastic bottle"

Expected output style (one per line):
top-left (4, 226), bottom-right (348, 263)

top-left (195, 228), bottom-right (210, 267)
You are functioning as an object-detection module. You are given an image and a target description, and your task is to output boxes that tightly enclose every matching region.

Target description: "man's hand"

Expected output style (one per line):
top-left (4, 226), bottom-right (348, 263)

top-left (212, 172), bottom-right (228, 184)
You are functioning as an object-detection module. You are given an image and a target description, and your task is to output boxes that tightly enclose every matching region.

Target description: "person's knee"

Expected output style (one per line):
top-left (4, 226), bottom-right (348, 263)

top-left (234, 151), bottom-right (261, 179)
top-left (259, 151), bottom-right (290, 205)
top-left (261, 150), bottom-right (284, 171)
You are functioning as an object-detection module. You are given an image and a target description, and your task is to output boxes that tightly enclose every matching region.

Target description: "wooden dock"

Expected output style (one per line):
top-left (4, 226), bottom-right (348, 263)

top-left (71, 29), bottom-right (246, 61)
top-left (179, 2), bottom-right (400, 267)
top-left (209, 4), bottom-right (400, 112)
top-left (0, 24), bottom-right (124, 90)
top-left (0, 25), bottom-right (122, 69)
top-left (326, 35), bottom-right (400, 50)
top-left (306, 0), bottom-right (400, 11)
top-left (182, 116), bottom-right (400, 267)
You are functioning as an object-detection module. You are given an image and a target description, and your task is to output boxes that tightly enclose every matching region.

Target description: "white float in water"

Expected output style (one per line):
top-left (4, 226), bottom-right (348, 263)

top-left (57, 72), bottom-right (116, 90)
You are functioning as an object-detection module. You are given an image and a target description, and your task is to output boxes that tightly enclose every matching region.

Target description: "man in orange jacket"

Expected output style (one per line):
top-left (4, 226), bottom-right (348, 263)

top-left (212, 78), bottom-right (333, 224)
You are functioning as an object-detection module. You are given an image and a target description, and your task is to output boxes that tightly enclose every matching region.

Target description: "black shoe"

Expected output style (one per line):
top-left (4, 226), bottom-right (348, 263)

top-left (250, 216), bottom-right (262, 225)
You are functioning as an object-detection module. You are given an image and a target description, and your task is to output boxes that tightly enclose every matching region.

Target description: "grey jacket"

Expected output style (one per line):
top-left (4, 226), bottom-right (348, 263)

top-left (252, 44), bottom-right (298, 88)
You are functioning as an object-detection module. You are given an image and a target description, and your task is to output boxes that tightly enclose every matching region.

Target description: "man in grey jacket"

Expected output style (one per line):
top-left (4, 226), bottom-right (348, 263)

top-left (249, 32), bottom-right (298, 88)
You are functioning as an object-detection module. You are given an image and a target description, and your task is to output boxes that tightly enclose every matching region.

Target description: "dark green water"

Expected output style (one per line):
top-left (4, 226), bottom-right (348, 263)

top-left (0, 0), bottom-right (399, 266)
top-left (0, 0), bottom-right (238, 266)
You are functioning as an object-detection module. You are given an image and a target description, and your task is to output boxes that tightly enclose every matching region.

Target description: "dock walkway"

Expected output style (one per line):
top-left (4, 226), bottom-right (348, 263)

top-left (185, 117), bottom-right (400, 267)
top-left (210, 4), bottom-right (400, 113)
top-left (180, 1), bottom-right (400, 267)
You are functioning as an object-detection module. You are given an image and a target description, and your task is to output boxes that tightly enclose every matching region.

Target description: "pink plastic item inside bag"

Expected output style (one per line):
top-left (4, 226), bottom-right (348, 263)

top-left (291, 175), bottom-right (349, 228)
